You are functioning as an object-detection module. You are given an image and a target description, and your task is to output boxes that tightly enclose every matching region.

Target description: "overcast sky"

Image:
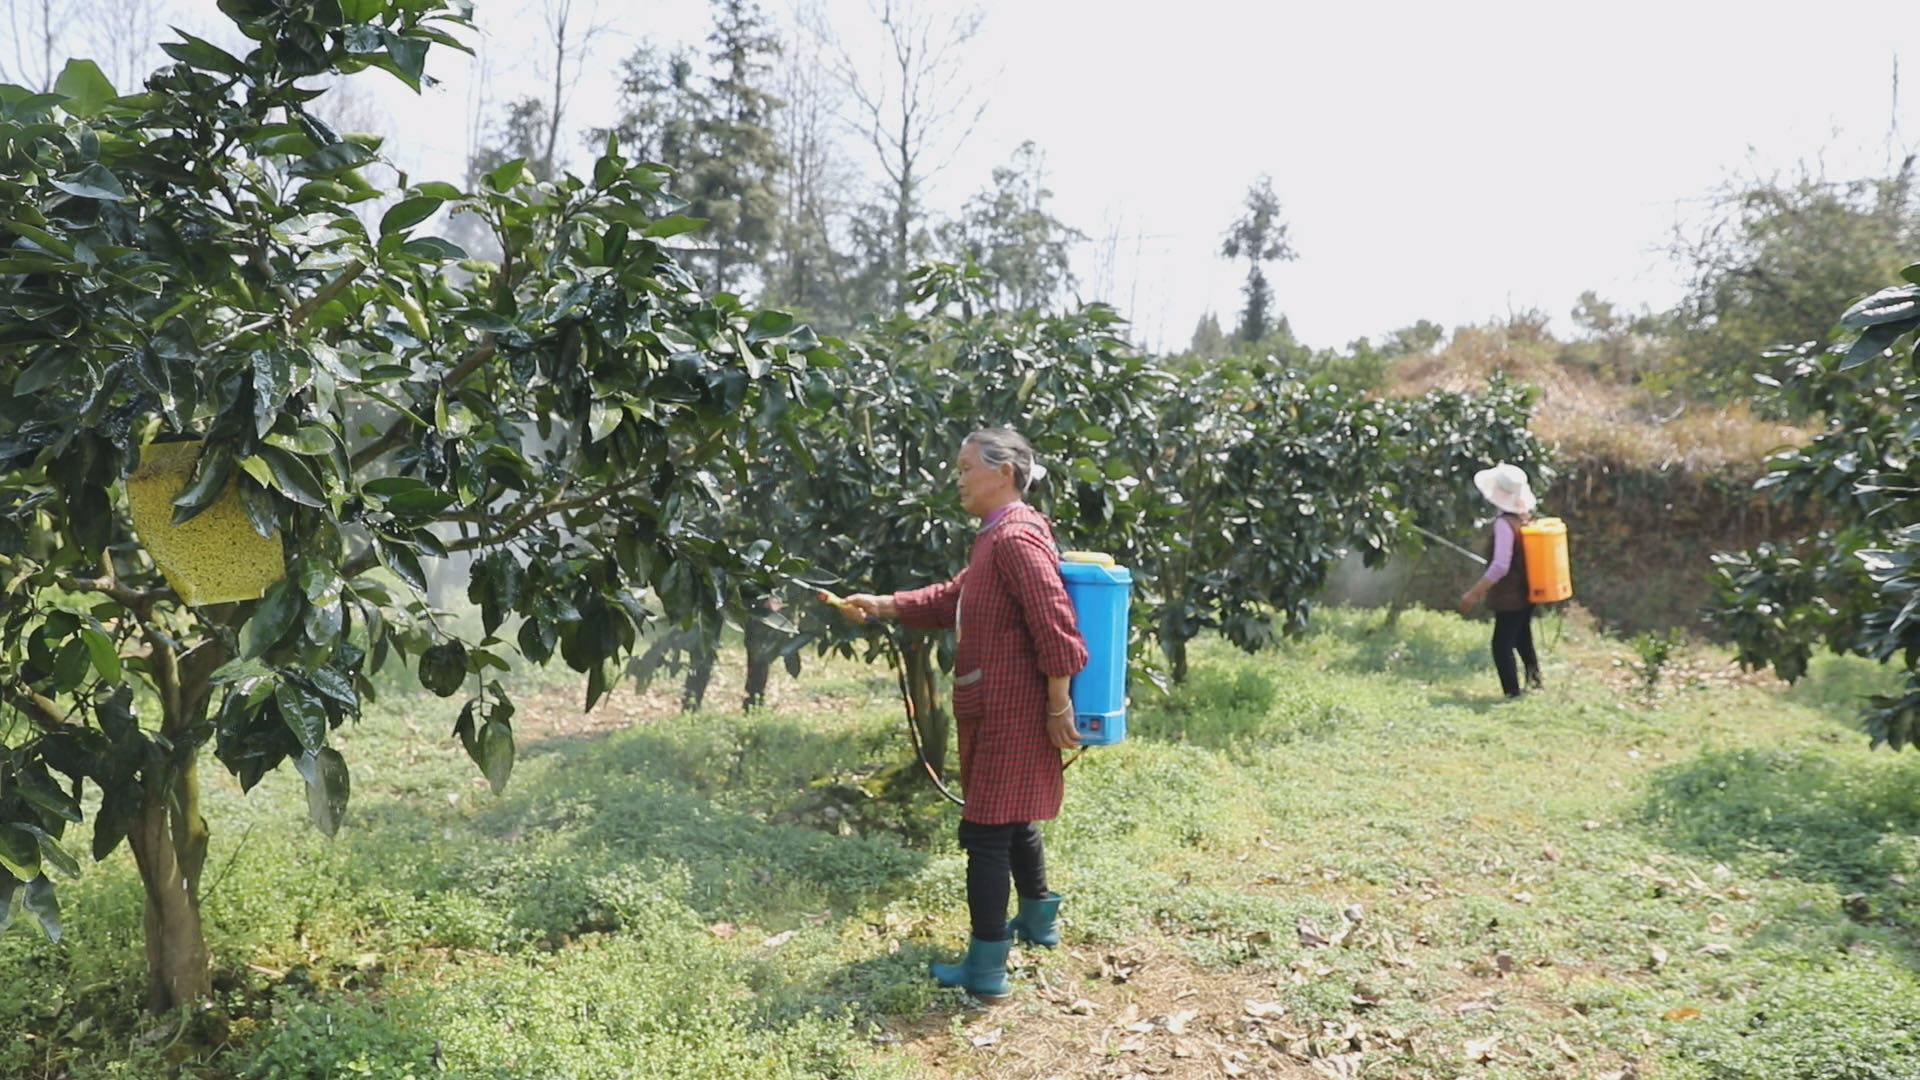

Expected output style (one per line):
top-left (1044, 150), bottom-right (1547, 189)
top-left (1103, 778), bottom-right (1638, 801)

top-left (31, 0), bottom-right (1920, 352)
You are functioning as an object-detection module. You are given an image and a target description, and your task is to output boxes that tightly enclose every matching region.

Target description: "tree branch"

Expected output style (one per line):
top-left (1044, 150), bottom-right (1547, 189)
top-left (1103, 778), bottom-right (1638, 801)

top-left (55, 570), bottom-right (171, 612)
top-left (338, 470), bottom-right (653, 580)
top-left (348, 336), bottom-right (499, 471)
top-left (287, 259), bottom-right (367, 329)
top-left (2, 683), bottom-right (66, 732)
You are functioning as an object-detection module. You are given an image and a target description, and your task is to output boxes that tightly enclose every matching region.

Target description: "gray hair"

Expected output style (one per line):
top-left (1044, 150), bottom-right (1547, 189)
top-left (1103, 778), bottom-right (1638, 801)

top-left (963, 427), bottom-right (1039, 492)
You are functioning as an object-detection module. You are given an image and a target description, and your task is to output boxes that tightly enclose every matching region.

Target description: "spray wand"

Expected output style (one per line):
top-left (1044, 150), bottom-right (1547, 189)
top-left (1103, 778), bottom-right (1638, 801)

top-left (1404, 521), bottom-right (1487, 567)
top-left (813, 587), bottom-right (1085, 809)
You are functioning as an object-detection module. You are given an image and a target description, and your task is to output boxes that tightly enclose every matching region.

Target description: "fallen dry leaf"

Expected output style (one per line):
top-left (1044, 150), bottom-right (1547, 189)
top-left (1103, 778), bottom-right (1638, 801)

top-left (1647, 944), bottom-right (1669, 970)
top-left (1463, 1034), bottom-right (1500, 1064)
top-left (1065, 998), bottom-right (1098, 1016)
top-left (1664, 1006), bottom-right (1702, 1021)
top-left (708, 922), bottom-right (737, 940)
top-left (1245, 1000), bottom-right (1288, 1020)
top-left (967, 1026), bottom-right (1002, 1048)
top-left (1552, 1033), bottom-right (1579, 1061)
top-left (1163, 1009), bottom-right (1199, 1035)
top-left (760, 929), bottom-right (797, 948)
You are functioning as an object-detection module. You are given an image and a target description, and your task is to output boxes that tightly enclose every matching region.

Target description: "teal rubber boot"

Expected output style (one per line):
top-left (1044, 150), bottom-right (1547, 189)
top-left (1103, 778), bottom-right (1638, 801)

top-left (929, 936), bottom-right (1012, 1002)
top-left (1008, 892), bottom-right (1063, 947)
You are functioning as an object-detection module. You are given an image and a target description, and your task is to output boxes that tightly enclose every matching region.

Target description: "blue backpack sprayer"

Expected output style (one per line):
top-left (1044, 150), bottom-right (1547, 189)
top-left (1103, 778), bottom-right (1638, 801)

top-left (827, 551), bottom-right (1133, 807)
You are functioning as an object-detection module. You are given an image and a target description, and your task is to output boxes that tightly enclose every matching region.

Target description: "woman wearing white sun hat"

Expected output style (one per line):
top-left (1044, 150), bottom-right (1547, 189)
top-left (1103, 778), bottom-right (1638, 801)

top-left (1458, 463), bottom-right (1543, 698)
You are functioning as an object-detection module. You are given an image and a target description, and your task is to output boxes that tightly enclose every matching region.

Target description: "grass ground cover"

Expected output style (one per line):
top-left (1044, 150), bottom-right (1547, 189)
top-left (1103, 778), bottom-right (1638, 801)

top-left (5, 606), bottom-right (1919, 1079)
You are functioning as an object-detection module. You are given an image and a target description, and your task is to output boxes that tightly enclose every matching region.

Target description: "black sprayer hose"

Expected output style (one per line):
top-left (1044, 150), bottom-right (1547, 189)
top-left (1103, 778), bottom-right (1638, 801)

top-left (872, 619), bottom-right (1088, 811)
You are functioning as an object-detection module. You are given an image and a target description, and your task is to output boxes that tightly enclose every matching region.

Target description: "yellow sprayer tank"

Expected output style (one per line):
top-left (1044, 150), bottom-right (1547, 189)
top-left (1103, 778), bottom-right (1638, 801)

top-left (1519, 517), bottom-right (1573, 604)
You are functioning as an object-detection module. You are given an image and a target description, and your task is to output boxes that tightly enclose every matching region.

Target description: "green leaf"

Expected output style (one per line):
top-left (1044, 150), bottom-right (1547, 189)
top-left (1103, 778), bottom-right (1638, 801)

top-left (292, 141), bottom-right (377, 177)
top-left (380, 196), bottom-right (442, 236)
top-left (745, 310), bottom-right (796, 343)
top-left (643, 215), bottom-right (707, 239)
top-left (4, 220), bottom-right (75, 259)
top-left (0, 877), bottom-right (16, 935)
top-left (477, 721), bottom-right (513, 794)
top-left (417, 640), bottom-right (467, 697)
top-left (52, 59), bottom-right (116, 118)
top-left (485, 158), bottom-right (530, 192)
top-left (169, 443), bottom-right (234, 525)
top-left (253, 349), bottom-right (292, 438)
top-left (1841, 285), bottom-right (1920, 330)
top-left (295, 749), bottom-right (351, 837)
top-left (25, 828), bottom-right (80, 879)
top-left (381, 30), bottom-right (428, 88)
top-left (23, 876), bottom-right (59, 941)
top-left (1840, 320), bottom-right (1916, 371)
top-left (49, 163), bottom-right (130, 202)
top-left (410, 181), bottom-right (462, 200)
top-left (0, 825), bottom-right (41, 880)
top-left (14, 351), bottom-right (75, 396)
top-left (1903, 264), bottom-right (1920, 286)
top-left (398, 236), bottom-right (466, 262)
top-left (376, 537), bottom-right (427, 593)
top-left (246, 578), bottom-right (302, 658)
top-left (276, 681), bottom-right (329, 753)
top-left (92, 793), bottom-right (135, 862)
top-left (16, 776), bottom-right (81, 824)
top-left (340, 0), bottom-right (382, 21)
top-left (159, 31), bottom-right (247, 76)
top-left (79, 627), bottom-right (121, 683)
top-left (255, 444), bottom-right (327, 507)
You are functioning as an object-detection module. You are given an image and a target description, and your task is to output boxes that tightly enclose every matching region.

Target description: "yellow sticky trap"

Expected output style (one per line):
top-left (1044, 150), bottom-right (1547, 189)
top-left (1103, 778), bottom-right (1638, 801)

top-left (125, 441), bottom-right (285, 606)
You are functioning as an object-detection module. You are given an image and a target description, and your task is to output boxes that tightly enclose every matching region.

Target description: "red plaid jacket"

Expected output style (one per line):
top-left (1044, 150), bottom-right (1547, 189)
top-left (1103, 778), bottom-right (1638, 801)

top-left (894, 502), bottom-right (1089, 824)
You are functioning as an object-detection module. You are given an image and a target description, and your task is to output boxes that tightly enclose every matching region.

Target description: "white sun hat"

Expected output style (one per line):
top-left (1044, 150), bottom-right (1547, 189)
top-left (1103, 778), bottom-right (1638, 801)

top-left (1473, 463), bottom-right (1537, 516)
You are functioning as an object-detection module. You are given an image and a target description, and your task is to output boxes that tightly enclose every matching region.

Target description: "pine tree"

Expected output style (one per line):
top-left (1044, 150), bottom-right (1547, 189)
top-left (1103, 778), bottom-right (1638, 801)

top-left (689, 0), bottom-right (787, 295)
top-left (1221, 175), bottom-right (1297, 344)
top-left (940, 141), bottom-right (1082, 310)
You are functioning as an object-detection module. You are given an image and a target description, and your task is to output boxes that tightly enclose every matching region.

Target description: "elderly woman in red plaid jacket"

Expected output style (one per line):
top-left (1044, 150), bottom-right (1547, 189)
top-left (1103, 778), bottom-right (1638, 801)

top-left (842, 427), bottom-right (1088, 1002)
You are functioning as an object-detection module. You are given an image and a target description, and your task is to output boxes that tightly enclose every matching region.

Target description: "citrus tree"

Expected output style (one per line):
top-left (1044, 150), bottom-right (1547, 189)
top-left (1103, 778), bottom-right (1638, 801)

top-left (1707, 261), bottom-right (1920, 747)
top-left (758, 262), bottom-right (1164, 774)
top-left (0, 1), bottom-right (819, 1010)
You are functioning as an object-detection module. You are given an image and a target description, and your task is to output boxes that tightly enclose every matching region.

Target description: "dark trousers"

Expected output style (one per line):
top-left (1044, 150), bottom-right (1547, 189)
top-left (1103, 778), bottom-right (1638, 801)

top-left (957, 820), bottom-right (1049, 942)
top-left (1491, 606), bottom-right (1539, 697)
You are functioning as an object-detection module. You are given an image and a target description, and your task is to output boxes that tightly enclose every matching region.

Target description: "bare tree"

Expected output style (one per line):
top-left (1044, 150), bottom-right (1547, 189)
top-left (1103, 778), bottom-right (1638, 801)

top-left (81, 0), bottom-right (163, 91)
top-left (2, 0), bottom-right (77, 91)
top-left (535, 0), bottom-right (613, 179)
top-left (767, 6), bottom-right (856, 318)
top-left (808, 0), bottom-right (987, 305)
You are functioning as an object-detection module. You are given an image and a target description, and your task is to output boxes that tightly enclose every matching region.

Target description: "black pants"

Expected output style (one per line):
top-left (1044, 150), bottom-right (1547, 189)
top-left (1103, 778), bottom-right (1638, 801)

top-left (1491, 606), bottom-right (1539, 697)
top-left (957, 820), bottom-right (1049, 942)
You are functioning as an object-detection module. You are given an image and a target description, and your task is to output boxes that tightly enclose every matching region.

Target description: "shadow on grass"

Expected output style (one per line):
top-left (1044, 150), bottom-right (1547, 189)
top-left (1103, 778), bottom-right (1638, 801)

top-left (321, 712), bottom-right (936, 952)
top-left (1421, 689), bottom-right (1507, 714)
top-left (1641, 746), bottom-right (1920, 929)
top-left (1332, 614), bottom-right (1483, 679)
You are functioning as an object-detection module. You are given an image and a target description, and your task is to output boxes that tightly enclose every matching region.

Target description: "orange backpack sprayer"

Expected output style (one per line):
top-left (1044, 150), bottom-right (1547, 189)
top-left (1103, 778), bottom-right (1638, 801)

top-left (1517, 518), bottom-right (1573, 603)
top-left (1409, 519), bottom-right (1575, 602)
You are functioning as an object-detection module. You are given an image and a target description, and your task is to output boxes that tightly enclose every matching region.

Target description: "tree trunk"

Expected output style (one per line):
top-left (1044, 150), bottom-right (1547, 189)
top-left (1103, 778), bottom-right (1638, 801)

top-left (127, 754), bottom-right (211, 1013)
top-left (902, 632), bottom-right (949, 777)
top-left (1164, 634), bottom-right (1189, 686)
top-left (682, 638), bottom-right (716, 712)
top-left (741, 614), bottom-right (786, 712)
top-left (1384, 548), bottom-right (1428, 628)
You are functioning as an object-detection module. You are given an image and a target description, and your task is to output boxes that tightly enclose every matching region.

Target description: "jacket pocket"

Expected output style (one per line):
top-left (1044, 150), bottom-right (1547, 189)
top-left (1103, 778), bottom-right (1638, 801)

top-left (951, 669), bottom-right (986, 719)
